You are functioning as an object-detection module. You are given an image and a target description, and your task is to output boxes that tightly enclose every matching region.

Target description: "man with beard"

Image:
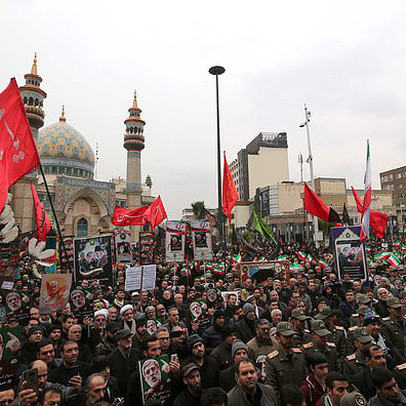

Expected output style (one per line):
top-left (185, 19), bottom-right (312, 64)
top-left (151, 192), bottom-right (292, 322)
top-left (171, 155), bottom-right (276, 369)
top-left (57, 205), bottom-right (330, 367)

top-left (95, 322), bottom-right (119, 357)
top-left (290, 309), bottom-right (311, 347)
top-left (315, 307), bottom-right (346, 356)
top-left (174, 363), bottom-right (203, 405)
top-left (202, 309), bottom-right (226, 354)
top-left (20, 326), bottom-right (44, 364)
top-left (132, 315), bottom-right (148, 352)
top-left (119, 305), bottom-right (136, 334)
top-left (109, 329), bottom-right (141, 396)
top-left (234, 303), bottom-right (256, 343)
top-left (369, 367), bottom-right (406, 406)
top-left (228, 359), bottom-right (277, 406)
top-left (37, 339), bottom-right (62, 372)
top-left (211, 325), bottom-right (237, 370)
top-left (82, 373), bottom-right (106, 406)
top-left (318, 372), bottom-right (349, 406)
top-left (183, 334), bottom-right (219, 388)
top-left (224, 293), bottom-right (238, 320)
top-left (246, 319), bottom-right (278, 362)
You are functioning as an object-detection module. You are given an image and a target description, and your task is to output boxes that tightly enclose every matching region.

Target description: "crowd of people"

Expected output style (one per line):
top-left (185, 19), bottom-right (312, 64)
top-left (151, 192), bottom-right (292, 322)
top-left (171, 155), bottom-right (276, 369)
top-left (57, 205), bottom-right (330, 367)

top-left (1, 240), bottom-right (406, 406)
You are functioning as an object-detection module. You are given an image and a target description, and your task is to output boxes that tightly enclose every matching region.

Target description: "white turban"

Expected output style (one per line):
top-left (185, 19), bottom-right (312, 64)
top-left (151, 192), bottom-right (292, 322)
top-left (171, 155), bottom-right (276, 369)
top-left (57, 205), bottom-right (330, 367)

top-left (120, 304), bottom-right (133, 316)
top-left (94, 309), bottom-right (108, 319)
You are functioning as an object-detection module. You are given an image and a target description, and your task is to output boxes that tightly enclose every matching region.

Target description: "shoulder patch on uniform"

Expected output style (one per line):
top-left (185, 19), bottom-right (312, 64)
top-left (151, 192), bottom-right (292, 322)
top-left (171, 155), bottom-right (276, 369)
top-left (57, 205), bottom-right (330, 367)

top-left (346, 354), bottom-right (356, 360)
top-left (335, 326), bottom-right (344, 330)
top-left (267, 350), bottom-right (278, 359)
top-left (303, 342), bottom-right (313, 349)
top-left (327, 342), bottom-right (336, 347)
top-left (382, 317), bottom-right (390, 321)
top-left (292, 348), bottom-right (303, 353)
top-left (348, 326), bottom-right (357, 332)
top-left (396, 363), bottom-right (406, 370)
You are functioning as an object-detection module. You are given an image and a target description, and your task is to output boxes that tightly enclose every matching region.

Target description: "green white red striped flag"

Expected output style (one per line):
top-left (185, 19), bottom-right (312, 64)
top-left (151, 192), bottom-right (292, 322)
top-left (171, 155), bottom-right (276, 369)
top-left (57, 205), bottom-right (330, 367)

top-left (318, 258), bottom-right (328, 269)
top-left (298, 251), bottom-right (307, 260)
top-left (232, 253), bottom-right (242, 263)
top-left (278, 254), bottom-right (288, 261)
top-left (361, 141), bottom-right (371, 242)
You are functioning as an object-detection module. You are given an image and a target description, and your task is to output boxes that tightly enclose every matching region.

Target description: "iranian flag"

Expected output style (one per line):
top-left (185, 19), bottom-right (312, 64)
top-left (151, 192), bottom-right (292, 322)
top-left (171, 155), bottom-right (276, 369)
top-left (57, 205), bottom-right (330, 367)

top-left (360, 141), bottom-right (371, 242)
top-left (232, 253), bottom-right (242, 263)
top-left (386, 253), bottom-right (401, 267)
top-left (306, 254), bottom-right (314, 263)
top-left (213, 263), bottom-right (225, 275)
top-left (289, 264), bottom-right (302, 270)
top-left (298, 251), bottom-right (307, 260)
top-left (278, 254), bottom-right (287, 261)
top-left (318, 258), bottom-right (328, 269)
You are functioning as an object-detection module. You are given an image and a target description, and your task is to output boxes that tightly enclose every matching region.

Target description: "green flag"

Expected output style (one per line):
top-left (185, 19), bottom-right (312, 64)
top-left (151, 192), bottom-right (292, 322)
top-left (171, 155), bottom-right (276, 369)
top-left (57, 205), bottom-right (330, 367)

top-left (252, 209), bottom-right (277, 245)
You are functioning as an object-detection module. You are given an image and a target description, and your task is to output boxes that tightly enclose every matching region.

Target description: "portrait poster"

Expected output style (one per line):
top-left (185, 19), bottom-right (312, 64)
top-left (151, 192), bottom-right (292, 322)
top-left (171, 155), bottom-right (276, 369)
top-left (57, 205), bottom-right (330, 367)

top-left (74, 235), bottom-right (113, 285)
top-left (190, 219), bottom-right (213, 261)
top-left (0, 326), bottom-right (23, 390)
top-left (39, 274), bottom-right (72, 314)
top-left (139, 232), bottom-right (156, 265)
top-left (220, 291), bottom-right (240, 306)
top-left (332, 226), bottom-right (368, 281)
top-left (139, 354), bottom-right (171, 405)
top-left (146, 319), bottom-right (162, 336)
top-left (59, 236), bottom-right (74, 270)
top-left (5, 291), bottom-right (29, 323)
top-left (70, 287), bottom-right (91, 315)
top-left (189, 299), bottom-right (209, 329)
top-left (115, 230), bottom-right (132, 264)
top-left (165, 221), bottom-right (187, 263)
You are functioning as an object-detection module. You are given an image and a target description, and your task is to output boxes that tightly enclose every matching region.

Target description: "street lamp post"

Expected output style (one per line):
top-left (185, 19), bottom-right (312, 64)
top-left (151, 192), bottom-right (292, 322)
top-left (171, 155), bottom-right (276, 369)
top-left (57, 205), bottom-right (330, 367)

top-left (209, 65), bottom-right (225, 247)
top-left (300, 103), bottom-right (320, 248)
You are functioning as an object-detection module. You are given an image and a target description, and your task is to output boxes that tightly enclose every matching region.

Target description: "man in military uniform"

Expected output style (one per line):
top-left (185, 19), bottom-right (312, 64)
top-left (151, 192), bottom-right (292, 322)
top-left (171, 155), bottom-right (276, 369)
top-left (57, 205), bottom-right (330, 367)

top-left (290, 309), bottom-right (312, 347)
top-left (315, 306), bottom-right (346, 357)
top-left (342, 327), bottom-right (373, 377)
top-left (303, 319), bottom-right (338, 372)
top-left (265, 321), bottom-right (307, 398)
top-left (382, 297), bottom-right (406, 363)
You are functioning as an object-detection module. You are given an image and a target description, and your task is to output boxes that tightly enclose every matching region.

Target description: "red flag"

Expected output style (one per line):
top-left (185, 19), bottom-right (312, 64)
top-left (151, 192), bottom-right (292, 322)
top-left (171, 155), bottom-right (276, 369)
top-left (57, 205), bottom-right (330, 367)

top-left (30, 182), bottom-right (50, 241)
top-left (351, 187), bottom-right (388, 239)
top-left (0, 78), bottom-right (40, 213)
top-left (111, 206), bottom-right (148, 226)
top-left (304, 183), bottom-right (341, 223)
top-left (144, 196), bottom-right (167, 229)
top-left (222, 153), bottom-right (239, 223)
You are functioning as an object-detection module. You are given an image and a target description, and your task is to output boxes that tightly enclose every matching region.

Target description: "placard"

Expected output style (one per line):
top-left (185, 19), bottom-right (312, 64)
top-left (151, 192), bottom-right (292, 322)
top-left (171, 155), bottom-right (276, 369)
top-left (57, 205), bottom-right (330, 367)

top-left (190, 219), bottom-right (213, 261)
top-left (125, 266), bottom-right (142, 291)
top-left (39, 274), bottom-right (72, 314)
top-left (115, 230), bottom-right (132, 263)
top-left (165, 221), bottom-right (187, 263)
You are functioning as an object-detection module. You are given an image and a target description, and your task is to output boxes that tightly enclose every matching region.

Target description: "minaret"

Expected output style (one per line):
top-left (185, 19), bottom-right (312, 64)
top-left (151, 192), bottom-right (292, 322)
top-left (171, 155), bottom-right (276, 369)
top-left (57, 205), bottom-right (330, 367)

top-left (19, 53), bottom-right (47, 142)
top-left (123, 90), bottom-right (146, 236)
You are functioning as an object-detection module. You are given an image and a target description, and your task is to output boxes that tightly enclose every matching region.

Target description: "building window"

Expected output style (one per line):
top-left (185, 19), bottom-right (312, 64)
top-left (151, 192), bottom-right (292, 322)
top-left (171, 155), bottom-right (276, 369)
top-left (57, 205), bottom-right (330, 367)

top-left (77, 218), bottom-right (88, 238)
top-left (396, 173), bottom-right (402, 179)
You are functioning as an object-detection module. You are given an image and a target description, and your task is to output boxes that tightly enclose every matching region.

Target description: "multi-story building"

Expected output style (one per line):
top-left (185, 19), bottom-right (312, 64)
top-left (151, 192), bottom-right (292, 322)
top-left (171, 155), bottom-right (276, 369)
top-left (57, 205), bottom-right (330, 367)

top-left (233, 132), bottom-right (289, 201)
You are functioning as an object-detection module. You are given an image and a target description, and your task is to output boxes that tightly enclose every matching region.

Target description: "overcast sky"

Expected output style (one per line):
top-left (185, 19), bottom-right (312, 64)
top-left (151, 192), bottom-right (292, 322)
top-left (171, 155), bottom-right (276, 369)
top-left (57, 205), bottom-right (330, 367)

top-left (2, 0), bottom-right (406, 217)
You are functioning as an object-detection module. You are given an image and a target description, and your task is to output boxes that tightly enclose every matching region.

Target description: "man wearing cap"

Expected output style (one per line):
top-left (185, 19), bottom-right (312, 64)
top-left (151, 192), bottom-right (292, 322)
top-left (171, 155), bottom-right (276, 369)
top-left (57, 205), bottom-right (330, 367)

top-left (340, 392), bottom-right (367, 406)
top-left (266, 322), bottom-right (306, 397)
top-left (109, 329), bottom-right (141, 396)
top-left (211, 325), bottom-right (237, 370)
top-left (363, 313), bottom-right (395, 360)
top-left (342, 327), bottom-right (373, 377)
top-left (173, 363), bottom-right (202, 405)
top-left (234, 303), bottom-right (257, 343)
top-left (382, 297), bottom-right (406, 360)
top-left (219, 339), bottom-right (249, 392)
top-left (290, 309), bottom-right (312, 347)
top-left (184, 334), bottom-right (219, 388)
top-left (303, 320), bottom-right (338, 372)
top-left (315, 306), bottom-right (346, 357)
top-left (246, 319), bottom-right (278, 362)
top-left (202, 309), bottom-right (226, 354)
top-left (95, 322), bottom-right (119, 357)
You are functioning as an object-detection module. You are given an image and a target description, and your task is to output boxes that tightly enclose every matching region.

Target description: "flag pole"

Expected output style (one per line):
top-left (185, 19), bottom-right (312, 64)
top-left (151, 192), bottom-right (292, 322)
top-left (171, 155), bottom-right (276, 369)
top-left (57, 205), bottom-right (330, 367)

top-left (38, 163), bottom-right (71, 273)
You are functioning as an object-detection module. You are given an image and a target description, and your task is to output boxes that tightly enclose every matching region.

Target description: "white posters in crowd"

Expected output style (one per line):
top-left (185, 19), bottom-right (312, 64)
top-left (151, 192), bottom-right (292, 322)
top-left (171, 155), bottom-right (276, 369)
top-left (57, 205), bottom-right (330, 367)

top-left (221, 291), bottom-right (240, 305)
top-left (115, 230), bottom-right (132, 263)
top-left (125, 265), bottom-right (157, 292)
top-left (165, 220), bottom-right (187, 263)
top-left (39, 274), bottom-right (72, 314)
top-left (190, 219), bottom-right (213, 261)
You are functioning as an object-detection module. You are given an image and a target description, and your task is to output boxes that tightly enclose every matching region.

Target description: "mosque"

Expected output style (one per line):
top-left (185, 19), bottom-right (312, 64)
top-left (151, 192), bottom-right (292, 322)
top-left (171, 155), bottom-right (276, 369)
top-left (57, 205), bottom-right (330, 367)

top-left (9, 55), bottom-right (154, 239)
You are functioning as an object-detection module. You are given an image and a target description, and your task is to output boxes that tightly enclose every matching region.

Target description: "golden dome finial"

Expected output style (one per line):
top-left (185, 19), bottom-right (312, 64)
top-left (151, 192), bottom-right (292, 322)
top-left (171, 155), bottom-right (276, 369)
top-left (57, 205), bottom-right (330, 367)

top-left (31, 52), bottom-right (38, 75)
top-left (60, 105), bottom-right (66, 122)
top-left (132, 89), bottom-right (138, 109)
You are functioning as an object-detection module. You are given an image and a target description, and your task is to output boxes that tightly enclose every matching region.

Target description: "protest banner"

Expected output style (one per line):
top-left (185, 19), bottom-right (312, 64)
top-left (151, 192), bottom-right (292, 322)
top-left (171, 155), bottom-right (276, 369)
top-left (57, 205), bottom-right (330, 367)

top-left (139, 232), bottom-right (156, 265)
top-left (139, 354), bottom-right (171, 405)
top-left (165, 220), bottom-right (187, 263)
top-left (190, 219), bottom-right (213, 261)
top-left (115, 230), bottom-right (132, 263)
top-left (125, 265), bottom-right (157, 292)
top-left (0, 326), bottom-right (23, 390)
top-left (73, 235), bottom-right (113, 285)
top-left (332, 226), bottom-right (368, 281)
top-left (237, 260), bottom-right (288, 282)
top-left (39, 274), bottom-right (72, 314)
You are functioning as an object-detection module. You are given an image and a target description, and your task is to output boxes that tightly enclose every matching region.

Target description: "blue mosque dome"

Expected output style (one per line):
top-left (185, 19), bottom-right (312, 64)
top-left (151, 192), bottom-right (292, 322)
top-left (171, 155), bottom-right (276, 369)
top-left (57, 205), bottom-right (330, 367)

top-left (38, 107), bottom-right (95, 179)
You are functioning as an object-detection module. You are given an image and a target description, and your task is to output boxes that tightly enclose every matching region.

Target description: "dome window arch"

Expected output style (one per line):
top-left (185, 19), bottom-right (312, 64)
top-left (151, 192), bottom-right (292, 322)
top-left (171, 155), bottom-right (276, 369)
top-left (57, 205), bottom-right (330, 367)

top-left (77, 218), bottom-right (88, 238)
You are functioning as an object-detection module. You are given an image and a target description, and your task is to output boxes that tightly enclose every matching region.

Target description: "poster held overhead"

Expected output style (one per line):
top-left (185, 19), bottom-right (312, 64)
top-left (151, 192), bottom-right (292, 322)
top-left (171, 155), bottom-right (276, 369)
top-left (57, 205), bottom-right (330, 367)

top-left (165, 221), bottom-right (187, 263)
top-left (190, 219), bottom-right (213, 261)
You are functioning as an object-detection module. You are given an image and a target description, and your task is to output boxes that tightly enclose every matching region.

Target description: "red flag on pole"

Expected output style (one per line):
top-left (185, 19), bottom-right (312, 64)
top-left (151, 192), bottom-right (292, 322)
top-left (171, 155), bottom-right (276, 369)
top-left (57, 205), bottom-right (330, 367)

top-left (30, 182), bottom-right (51, 241)
top-left (111, 206), bottom-right (148, 226)
top-left (304, 183), bottom-right (341, 223)
top-left (222, 153), bottom-right (239, 223)
top-left (351, 187), bottom-right (388, 239)
top-left (144, 196), bottom-right (167, 229)
top-left (0, 78), bottom-right (40, 213)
